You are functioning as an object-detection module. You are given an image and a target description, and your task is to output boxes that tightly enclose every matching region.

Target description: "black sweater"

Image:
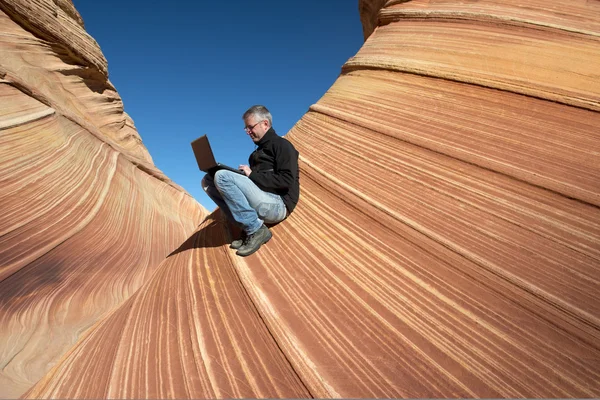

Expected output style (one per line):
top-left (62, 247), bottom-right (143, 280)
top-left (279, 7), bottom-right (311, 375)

top-left (248, 128), bottom-right (300, 213)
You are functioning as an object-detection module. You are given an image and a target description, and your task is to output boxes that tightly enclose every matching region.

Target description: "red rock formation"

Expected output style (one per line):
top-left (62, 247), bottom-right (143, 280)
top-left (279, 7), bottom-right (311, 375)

top-left (3, 0), bottom-right (600, 398)
top-left (0, 1), bottom-right (205, 398)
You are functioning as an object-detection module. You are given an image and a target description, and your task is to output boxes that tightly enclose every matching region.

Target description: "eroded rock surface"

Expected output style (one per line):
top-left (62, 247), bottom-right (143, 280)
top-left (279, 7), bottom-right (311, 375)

top-left (0, 1), bottom-right (206, 398)
top-left (2, 0), bottom-right (600, 398)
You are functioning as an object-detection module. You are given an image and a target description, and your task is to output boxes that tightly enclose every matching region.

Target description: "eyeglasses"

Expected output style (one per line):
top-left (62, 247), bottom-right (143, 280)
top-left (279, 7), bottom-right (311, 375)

top-left (244, 120), bottom-right (264, 132)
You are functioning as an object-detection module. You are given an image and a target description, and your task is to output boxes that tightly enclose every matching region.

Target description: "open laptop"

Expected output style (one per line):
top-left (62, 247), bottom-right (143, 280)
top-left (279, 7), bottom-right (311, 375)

top-left (190, 135), bottom-right (244, 176)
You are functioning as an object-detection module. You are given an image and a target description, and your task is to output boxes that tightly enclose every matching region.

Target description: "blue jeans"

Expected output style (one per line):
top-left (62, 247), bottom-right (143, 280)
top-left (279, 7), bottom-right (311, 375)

top-left (202, 170), bottom-right (287, 235)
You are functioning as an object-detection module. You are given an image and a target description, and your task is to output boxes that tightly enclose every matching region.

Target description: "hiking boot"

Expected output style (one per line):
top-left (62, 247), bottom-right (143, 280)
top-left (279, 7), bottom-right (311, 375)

top-left (236, 225), bottom-right (272, 257)
top-left (229, 232), bottom-right (247, 250)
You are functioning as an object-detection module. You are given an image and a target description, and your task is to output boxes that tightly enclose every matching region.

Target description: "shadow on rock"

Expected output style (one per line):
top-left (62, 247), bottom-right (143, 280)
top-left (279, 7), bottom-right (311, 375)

top-left (167, 209), bottom-right (230, 256)
top-left (167, 208), bottom-right (289, 258)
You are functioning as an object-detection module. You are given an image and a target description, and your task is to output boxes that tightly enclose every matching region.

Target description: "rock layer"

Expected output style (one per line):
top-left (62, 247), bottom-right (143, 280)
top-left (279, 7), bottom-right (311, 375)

top-left (3, 0), bottom-right (600, 398)
top-left (0, 0), bottom-right (155, 166)
top-left (0, 1), bottom-right (205, 398)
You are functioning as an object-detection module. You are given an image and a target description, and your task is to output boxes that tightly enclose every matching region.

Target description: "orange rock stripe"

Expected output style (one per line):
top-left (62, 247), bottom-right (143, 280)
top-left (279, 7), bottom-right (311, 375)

top-left (382, 0), bottom-right (600, 36)
top-left (24, 215), bottom-right (311, 398)
top-left (312, 70), bottom-right (600, 206)
top-left (345, 19), bottom-right (600, 111)
top-left (292, 113), bottom-right (600, 329)
top-left (241, 163), bottom-right (599, 396)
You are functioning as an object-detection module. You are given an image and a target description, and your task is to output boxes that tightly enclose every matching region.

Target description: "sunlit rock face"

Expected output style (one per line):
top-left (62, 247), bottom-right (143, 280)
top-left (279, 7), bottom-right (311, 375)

top-left (0, 1), bottom-right (206, 398)
top-left (5, 0), bottom-right (600, 398)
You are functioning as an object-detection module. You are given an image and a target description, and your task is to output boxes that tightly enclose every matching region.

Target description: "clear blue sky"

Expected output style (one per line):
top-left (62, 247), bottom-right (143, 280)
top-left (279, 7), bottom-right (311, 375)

top-left (73, 1), bottom-right (364, 210)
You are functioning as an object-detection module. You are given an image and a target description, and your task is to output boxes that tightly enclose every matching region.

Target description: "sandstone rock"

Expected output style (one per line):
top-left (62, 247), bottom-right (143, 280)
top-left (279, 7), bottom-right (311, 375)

top-left (0, 1), bottom-right (205, 398)
top-left (358, 0), bottom-right (386, 39)
top-left (3, 0), bottom-right (600, 398)
top-left (0, 0), bottom-right (157, 166)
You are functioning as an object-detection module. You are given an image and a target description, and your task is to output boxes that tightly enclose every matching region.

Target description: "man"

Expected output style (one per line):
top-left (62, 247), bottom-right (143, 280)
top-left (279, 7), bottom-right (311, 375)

top-left (202, 105), bottom-right (300, 257)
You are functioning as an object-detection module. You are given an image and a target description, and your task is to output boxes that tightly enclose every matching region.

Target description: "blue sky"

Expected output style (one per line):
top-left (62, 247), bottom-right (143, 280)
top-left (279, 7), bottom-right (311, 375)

top-left (72, 1), bottom-right (364, 210)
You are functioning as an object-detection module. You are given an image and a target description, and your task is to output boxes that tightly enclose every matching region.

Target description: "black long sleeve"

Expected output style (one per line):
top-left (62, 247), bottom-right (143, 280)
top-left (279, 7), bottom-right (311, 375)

top-left (246, 128), bottom-right (300, 213)
top-left (249, 139), bottom-right (298, 191)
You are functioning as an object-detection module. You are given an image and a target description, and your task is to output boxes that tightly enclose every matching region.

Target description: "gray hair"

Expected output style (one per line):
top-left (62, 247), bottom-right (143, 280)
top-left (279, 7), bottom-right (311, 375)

top-left (243, 105), bottom-right (272, 128)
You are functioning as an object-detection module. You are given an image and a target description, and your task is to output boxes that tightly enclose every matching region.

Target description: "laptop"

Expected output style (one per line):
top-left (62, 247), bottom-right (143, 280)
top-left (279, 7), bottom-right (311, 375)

top-left (190, 135), bottom-right (244, 176)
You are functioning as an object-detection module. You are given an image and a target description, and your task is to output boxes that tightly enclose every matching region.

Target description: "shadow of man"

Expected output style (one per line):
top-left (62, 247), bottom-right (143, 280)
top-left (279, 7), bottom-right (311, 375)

top-left (168, 208), bottom-right (289, 258)
top-left (167, 209), bottom-right (229, 257)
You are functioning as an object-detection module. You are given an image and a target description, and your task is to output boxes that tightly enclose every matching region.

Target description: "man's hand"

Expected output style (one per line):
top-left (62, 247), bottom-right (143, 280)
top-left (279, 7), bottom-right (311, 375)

top-left (239, 165), bottom-right (252, 176)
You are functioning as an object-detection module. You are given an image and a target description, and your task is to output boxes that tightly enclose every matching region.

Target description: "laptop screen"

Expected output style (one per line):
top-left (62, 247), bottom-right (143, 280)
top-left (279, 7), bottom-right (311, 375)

top-left (190, 135), bottom-right (218, 172)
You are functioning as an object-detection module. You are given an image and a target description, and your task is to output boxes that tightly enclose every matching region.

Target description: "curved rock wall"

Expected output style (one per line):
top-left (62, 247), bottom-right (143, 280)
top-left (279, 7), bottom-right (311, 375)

top-left (3, 0), bottom-right (600, 398)
top-left (0, 0), bottom-right (157, 165)
top-left (0, 1), bottom-right (206, 398)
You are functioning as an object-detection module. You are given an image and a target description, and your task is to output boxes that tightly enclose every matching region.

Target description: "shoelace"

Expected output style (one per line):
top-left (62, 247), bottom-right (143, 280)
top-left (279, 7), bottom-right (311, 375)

top-left (243, 227), bottom-right (264, 245)
top-left (242, 232), bottom-right (253, 245)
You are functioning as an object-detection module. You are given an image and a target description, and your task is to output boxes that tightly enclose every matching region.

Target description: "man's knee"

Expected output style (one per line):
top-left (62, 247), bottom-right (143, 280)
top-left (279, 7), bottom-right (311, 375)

top-left (213, 169), bottom-right (236, 189)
